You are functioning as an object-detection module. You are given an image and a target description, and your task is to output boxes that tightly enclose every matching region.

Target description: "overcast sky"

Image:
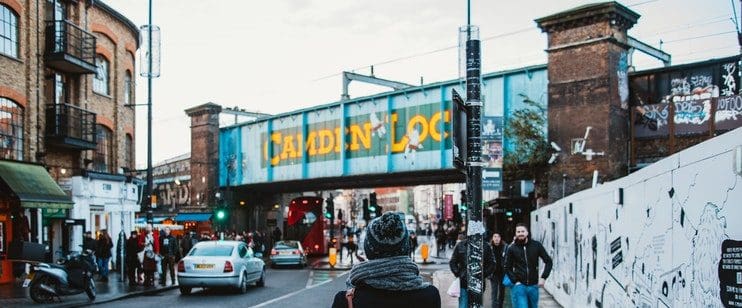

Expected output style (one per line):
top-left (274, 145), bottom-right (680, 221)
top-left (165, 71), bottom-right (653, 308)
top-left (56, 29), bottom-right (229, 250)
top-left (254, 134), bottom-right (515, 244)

top-left (100, 0), bottom-right (739, 167)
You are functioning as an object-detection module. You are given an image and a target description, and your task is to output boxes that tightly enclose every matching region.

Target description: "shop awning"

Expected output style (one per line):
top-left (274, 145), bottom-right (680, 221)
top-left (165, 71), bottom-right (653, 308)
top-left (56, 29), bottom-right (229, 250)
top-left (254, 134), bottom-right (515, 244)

top-left (134, 217), bottom-right (169, 224)
top-left (0, 160), bottom-right (73, 209)
top-left (174, 213), bottom-right (212, 222)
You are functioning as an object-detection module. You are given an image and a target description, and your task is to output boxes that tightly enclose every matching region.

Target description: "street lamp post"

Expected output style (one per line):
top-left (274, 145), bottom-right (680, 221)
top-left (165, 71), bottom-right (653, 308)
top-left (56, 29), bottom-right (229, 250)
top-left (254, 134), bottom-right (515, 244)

top-left (463, 0), bottom-right (485, 306)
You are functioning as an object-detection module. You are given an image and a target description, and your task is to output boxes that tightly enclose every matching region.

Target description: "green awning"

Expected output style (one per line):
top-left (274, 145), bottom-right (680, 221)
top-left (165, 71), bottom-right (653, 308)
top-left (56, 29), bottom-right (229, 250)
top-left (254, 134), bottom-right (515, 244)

top-left (0, 160), bottom-right (73, 209)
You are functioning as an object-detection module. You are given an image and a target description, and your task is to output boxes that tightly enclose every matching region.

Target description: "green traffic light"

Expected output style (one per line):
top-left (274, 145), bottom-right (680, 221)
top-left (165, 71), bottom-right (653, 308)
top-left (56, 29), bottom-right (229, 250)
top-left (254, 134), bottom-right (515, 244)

top-left (324, 212), bottom-right (332, 219)
top-left (216, 210), bottom-right (226, 220)
top-left (505, 211), bottom-right (513, 217)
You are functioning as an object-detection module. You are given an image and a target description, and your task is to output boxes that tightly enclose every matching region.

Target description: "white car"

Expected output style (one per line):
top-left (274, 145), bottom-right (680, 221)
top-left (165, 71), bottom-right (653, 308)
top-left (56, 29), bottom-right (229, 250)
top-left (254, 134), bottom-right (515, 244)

top-left (177, 240), bottom-right (265, 295)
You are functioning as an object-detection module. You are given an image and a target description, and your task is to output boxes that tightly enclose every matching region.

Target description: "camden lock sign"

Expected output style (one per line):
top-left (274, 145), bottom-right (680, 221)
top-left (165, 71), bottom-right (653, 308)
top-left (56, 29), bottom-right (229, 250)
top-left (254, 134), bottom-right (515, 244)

top-left (261, 102), bottom-right (452, 167)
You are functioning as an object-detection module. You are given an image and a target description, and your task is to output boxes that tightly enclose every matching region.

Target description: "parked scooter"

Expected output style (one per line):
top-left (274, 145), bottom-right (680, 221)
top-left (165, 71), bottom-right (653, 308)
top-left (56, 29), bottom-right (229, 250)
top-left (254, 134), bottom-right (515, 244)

top-left (25, 248), bottom-right (97, 303)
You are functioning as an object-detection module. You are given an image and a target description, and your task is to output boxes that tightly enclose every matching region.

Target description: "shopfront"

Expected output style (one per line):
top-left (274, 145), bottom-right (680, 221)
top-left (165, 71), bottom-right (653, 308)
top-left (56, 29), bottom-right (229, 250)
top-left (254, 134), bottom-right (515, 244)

top-left (0, 160), bottom-right (73, 284)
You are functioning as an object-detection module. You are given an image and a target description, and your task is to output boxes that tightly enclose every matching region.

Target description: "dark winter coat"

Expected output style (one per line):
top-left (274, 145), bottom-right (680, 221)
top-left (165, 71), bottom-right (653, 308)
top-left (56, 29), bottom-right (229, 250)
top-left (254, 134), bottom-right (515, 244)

top-left (96, 237), bottom-right (113, 259)
top-left (331, 285), bottom-right (440, 308)
top-left (503, 239), bottom-right (553, 286)
top-left (491, 243), bottom-right (506, 278)
top-left (449, 239), bottom-right (495, 289)
top-left (159, 234), bottom-right (179, 258)
top-left (125, 237), bottom-right (142, 264)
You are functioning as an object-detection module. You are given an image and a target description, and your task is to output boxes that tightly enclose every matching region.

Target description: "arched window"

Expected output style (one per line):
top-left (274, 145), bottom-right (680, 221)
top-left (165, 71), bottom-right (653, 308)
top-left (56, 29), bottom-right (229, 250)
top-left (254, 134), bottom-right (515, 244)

top-left (0, 4), bottom-right (19, 58)
top-left (0, 97), bottom-right (23, 160)
top-left (124, 133), bottom-right (133, 169)
top-left (93, 55), bottom-right (109, 95)
top-left (94, 124), bottom-right (113, 173)
top-left (124, 71), bottom-right (132, 106)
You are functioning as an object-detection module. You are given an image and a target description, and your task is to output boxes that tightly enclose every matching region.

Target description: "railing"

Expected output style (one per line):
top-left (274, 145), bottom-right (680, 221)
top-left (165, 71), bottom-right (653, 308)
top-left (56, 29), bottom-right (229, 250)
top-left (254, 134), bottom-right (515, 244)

top-left (44, 20), bottom-right (96, 72)
top-left (46, 103), bottom-right (97, 149)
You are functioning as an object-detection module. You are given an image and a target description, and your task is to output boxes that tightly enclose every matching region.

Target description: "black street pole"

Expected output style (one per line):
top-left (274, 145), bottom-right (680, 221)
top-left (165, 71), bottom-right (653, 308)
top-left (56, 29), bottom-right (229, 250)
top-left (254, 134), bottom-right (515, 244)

top-left (464, 23), bottom-right (484, 308)
top-left (145, 0), bottom-right (154, 224)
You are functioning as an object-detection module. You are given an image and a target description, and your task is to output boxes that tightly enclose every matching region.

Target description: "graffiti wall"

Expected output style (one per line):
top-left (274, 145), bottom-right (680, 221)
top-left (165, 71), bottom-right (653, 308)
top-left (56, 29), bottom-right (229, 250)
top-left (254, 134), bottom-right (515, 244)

top-left (532, 127), bottom-right (742, 308)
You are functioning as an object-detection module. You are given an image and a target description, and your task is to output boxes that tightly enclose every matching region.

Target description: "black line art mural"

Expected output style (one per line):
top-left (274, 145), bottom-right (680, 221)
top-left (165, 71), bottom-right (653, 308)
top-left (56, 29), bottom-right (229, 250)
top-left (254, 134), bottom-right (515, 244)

top-left (532, 128), bottom-right (742, 307)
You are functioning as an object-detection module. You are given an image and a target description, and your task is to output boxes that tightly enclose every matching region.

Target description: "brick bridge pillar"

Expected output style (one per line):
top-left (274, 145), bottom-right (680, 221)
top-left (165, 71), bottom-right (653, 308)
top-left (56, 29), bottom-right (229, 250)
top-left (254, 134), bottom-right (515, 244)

top-left (536, 2), bottom-right (639, 203)
top-left (185, 103), bottom-right (222, 212)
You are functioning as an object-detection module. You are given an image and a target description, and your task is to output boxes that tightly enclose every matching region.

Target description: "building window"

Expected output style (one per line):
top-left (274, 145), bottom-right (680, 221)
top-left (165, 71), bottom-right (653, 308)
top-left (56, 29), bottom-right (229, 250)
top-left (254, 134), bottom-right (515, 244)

top-left (124, 71), bottom-right (132, 107)
top-left (0, 97), bottom-right (23, 160)
top-left (124, 134), bottom-right (133, 169)
top-left (94, 124), bottom-right (113, 173)
top-left (93, 56), bottom-right (109, 95)
top-left (0, 4), bottom-right (19, 58)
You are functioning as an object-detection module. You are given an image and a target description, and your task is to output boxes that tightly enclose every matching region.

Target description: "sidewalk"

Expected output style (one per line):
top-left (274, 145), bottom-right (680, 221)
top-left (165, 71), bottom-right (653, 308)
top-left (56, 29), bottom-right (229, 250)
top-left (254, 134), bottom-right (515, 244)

top-left (0, 271), bottom-right (177, 307)
top-left (432, 270), bottom-right (562, 308)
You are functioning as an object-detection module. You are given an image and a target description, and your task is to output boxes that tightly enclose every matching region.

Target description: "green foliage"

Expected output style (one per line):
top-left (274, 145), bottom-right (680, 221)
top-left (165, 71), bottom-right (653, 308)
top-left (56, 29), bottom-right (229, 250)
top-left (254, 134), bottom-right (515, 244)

top-left (503, 94), bottom-right (550, 193)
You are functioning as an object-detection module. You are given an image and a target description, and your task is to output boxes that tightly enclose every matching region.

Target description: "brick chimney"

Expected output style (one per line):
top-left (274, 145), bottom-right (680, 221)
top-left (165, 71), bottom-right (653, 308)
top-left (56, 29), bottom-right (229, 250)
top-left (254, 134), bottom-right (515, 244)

top-left (185, 103), bottom-right (222, 212)
top-left (536, 2), bottom-right (639, 202)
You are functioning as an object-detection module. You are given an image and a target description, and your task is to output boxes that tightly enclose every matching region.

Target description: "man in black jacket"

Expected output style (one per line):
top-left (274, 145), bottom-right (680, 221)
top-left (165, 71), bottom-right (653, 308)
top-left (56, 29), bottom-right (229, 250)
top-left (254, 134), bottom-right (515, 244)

top-left (503, 223), bottom-right (552, 308)
top-left (490, 232), bottom-right (507, 308)
top-left (449, 234), bottom-right (496, 308)
top-left (159, 227), bottom-right (179, 286)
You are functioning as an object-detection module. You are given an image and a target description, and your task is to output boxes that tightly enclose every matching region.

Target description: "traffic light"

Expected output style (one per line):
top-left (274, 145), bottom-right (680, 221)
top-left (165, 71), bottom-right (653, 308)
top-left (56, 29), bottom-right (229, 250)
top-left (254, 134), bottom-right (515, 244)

top-left (215, 207), bottom-right (227, 221)
top-left (369, 193), bottom-right (381, 217)
top-left (362, 198), bottom-right (370, 221)
top-left (325, 197), bottom-right (335, 220)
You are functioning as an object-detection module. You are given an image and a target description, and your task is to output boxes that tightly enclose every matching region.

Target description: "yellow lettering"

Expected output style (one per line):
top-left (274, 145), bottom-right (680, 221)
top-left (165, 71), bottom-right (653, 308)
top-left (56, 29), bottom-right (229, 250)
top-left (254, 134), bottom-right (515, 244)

top-left (270, 132), bottom-right (282, 166)
top-left (429, 111), bottom-right (450, 141)
top-left (349, 123), bottom-right (371, 150)
top-left (295, 133), bottom-right (303, 157)
top-left (334, 127), bottom-right (342, 153)
top-left (305, 131), bottom-right (318, 155)
top-left (391, 113), bottom-right (407, 152)
top-left (317, 129), bottom-right (334, 155)
top-left (407, 114), bottom-right (429, 143)
top-left (281, 135), bottom-right (297, 159)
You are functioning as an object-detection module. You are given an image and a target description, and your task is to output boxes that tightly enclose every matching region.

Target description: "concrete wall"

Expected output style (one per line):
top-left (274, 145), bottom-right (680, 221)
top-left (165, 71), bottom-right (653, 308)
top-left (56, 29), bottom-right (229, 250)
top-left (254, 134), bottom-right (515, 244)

top-left (531, 127), bottom-right (742, 307)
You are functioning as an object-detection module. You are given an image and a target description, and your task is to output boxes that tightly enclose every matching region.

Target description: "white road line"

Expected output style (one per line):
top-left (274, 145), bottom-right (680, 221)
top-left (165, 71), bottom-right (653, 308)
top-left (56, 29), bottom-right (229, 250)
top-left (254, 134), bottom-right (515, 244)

top-left (250, 271), bottom-right (349, 308)
top-left (305, 270), bottom-right (314, 288)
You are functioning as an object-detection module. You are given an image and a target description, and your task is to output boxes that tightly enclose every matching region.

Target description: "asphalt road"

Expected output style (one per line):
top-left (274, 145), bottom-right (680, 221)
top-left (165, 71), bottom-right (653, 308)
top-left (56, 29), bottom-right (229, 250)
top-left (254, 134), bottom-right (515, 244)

top-left (91, 266), bottom-right (350, 308)
top-left (84, 260), bottom-right (447, 308)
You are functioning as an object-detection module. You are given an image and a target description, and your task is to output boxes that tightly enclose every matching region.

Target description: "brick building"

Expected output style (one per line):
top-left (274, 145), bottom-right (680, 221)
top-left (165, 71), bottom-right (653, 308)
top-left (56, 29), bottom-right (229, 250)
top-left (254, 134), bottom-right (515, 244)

top-left (0, 0), bottom-right (139, 282)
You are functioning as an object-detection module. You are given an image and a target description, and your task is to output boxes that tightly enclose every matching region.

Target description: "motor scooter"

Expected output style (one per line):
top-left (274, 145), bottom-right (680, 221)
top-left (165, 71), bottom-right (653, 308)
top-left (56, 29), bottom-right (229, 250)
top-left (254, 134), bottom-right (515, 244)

top-left (25, 248), bottom-right (97, 303)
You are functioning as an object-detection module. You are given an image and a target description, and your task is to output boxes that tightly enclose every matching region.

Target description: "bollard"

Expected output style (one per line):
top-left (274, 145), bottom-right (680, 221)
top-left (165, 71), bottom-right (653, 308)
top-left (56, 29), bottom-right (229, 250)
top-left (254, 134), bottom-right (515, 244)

top-left (328, 248), bottom-right (337, 268)
top-left (420, 243), bottom-right (430, 263)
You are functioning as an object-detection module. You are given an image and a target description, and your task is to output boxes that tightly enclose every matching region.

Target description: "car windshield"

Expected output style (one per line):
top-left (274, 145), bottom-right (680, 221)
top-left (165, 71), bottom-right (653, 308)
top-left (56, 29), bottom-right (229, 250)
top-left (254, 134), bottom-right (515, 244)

top-left (275, 241), bottom-right (299, 249)
top-left (189, 245), bottom-right (234, 256)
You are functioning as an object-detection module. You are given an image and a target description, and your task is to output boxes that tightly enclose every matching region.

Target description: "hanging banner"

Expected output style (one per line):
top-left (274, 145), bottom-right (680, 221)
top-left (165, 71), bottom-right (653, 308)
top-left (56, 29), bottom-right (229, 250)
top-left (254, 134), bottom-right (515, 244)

top-left (444, 194), bottom-right (453, 221)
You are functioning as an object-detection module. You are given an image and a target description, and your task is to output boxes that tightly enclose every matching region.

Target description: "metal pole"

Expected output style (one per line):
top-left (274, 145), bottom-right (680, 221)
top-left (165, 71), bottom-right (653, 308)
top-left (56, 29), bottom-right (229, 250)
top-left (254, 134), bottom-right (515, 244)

top-left (465, 24), bottom-right (484, 307)
top-left (145, 0), bottom-right (154, 224)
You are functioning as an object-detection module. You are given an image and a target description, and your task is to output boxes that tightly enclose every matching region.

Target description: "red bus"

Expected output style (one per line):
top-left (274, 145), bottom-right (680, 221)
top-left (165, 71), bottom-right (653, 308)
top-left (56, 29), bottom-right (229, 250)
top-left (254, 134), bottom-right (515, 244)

top-left (286, 196), bottom-right (328, 256)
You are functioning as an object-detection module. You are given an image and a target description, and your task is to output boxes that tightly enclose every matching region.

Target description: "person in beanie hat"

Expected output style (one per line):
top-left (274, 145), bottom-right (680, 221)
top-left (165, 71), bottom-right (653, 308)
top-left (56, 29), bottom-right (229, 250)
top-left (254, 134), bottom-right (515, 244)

top-left (331, 212), bottom-right (440, 308)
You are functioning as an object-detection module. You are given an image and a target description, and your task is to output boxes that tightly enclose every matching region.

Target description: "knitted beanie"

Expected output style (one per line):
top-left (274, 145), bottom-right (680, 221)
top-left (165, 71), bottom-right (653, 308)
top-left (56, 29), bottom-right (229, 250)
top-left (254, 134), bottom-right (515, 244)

top-left (363, 212), bottom-right (411, 259)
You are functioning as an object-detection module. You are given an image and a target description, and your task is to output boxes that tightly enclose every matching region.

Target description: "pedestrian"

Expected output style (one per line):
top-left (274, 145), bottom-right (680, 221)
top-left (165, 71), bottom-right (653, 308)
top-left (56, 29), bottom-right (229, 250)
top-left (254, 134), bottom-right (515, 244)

top-left (82, 231), bottom-right (97, 253)
top-left (272, 226), bottom-right (282, 244)
top-left (139, 225), bottom-right (160, 287)
top-left (95, 229), bottom-right (113, 282)
top-left (435, 224), bottom-right (446, 255)
top-left (125, 231), bottom-right (143, 286)
top-left (449, 234), bottom-right (495, 308)
top-left (490, 232), bottom-right (507, 308)
top-left (503, 223), bottom-right (553, 308)
top-left (159, 227), bottom-right (179, 286)
top-left (331, 212), bottom-right (440, 308)
top-left (409, 232), bottom-right (418, 261)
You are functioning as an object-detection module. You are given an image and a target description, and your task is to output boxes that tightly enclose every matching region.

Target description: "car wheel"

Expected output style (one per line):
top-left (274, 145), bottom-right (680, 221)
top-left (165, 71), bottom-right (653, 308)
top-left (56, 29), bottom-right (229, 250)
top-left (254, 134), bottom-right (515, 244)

top-left (179, 287), bottom-right (192, 295)
top-left (238, 273), bottom-right (248, 294)
top-left (256, 269), bottom-right (265, 287)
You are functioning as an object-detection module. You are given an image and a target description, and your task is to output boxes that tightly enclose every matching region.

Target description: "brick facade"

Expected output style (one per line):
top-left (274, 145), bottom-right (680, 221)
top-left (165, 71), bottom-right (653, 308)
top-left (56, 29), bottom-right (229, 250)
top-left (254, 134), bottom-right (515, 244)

top-left (0, 0), bottom-right (138, 175)
top-left (185, 103), bottom-right (222, 213)
top-left (536, 2), bottom-right (639, 203)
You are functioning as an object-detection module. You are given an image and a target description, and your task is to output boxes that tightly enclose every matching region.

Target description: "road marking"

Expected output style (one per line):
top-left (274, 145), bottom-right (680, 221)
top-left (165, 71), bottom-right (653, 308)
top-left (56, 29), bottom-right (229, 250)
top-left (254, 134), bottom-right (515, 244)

top-left (250, 271), bottom-right (349, 308)
top-left (305, 271), bottom-right (314, 288)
